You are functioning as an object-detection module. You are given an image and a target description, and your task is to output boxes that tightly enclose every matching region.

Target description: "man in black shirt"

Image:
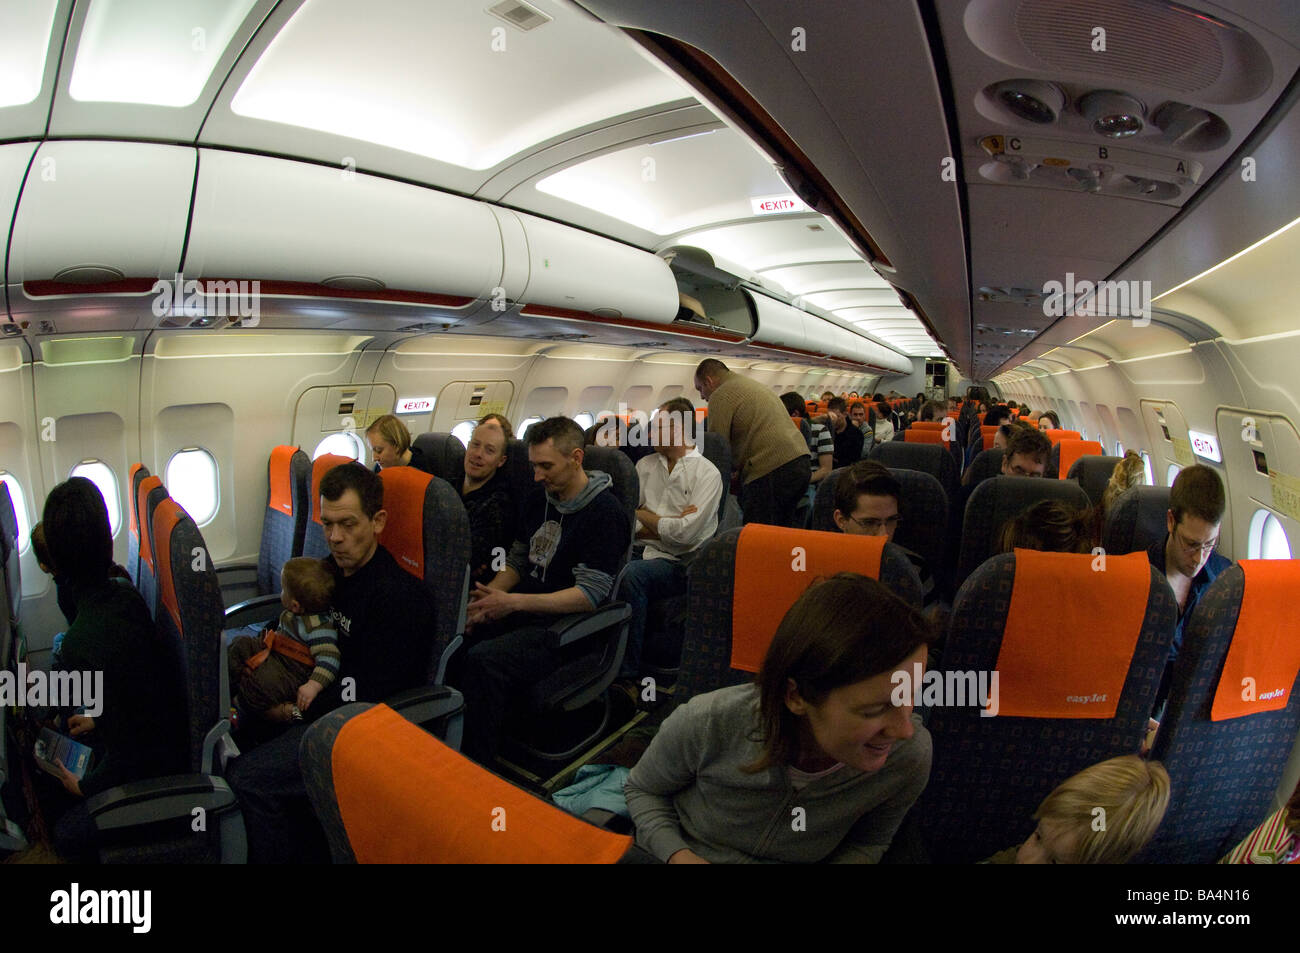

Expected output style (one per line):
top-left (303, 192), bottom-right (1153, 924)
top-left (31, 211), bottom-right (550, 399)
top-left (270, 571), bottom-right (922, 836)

top-left (460, 417), bottom-right (629, 765)
top-left (228, 463), bottom-right (436, 862)
top-left (826, 396), bottom-right (865, 469)
top-left (460, 414), bottom-right (517, 586)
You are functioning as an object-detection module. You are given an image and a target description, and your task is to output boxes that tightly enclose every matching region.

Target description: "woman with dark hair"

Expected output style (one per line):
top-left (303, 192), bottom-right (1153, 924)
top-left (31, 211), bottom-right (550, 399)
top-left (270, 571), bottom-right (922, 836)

top-left (998, 499), bottom-right (1099, 555)
top-left (39, 478), bottom-right (187, 860)
top-left (625, 574), bottom-right (934, 863)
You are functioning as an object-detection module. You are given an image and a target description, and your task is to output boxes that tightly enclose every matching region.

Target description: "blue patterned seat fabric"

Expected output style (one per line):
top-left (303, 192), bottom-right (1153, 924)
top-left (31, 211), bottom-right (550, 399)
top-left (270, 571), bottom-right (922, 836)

top-left (1141, 565), bottom-right (1300, 863)
top-left (956, 476), bottom-right (1091, 585)
top-left (677, 527), bottom-right (922, 707)
top-left (1102, 485), bottom-right (1171, 555)
top-left (869, 441), bottom-right (958, 506)
top-left (257, 447), bottom-right (311, 595)
top-left (919, 553), bottom-right (1175, 863)
top-left (810, 465), bottom-right (947, 582)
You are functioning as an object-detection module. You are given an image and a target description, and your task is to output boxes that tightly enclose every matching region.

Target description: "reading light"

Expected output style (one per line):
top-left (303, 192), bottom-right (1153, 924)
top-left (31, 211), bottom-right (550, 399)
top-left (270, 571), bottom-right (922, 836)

top-left (1079, 91), bottom-right (1145, 139)
top-left (990, 80), bottom-right (1064, 124)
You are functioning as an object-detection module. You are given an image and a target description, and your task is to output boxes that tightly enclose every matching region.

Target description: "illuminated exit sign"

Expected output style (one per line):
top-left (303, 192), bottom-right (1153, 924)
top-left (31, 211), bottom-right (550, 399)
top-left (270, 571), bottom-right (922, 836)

top-left (1187, 429), bottom-right (1222, 463)
top-left (750, 193), bottom-right (808, 215)
top-left (395, 397), bottom-right (434, 414)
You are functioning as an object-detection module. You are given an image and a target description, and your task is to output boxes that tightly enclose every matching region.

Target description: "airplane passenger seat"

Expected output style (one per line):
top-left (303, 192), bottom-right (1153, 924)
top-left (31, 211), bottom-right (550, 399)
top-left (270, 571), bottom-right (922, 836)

top-left (301, 453), bottom-right (356, 559)
top-left (1048, 439), bottom-right (1103, 480)
top-left (81, 498), bottom-right (246, 862)
top-left (869, 440), bottom-right (959, 505)
top-left (411, 432), bottom-right (465, 485)
top-left (300, 703), bottom-right (651, 863)
top-left (920, 549), bottom-right (1176, 863)
top-left (956, 476), bottom-right (1090, 587)
top-left (675, 525), bottom-right (922, 708)
top-left (220, 446), bottom-right (311, 623)
top-left (373, 466), bottom-right (471, 732)
top-left (133, 475), bottom-right (168, 619)
top-left (1102, 485), bottom-right (1173, 555)
top-left (1066, 454), bottom-right (1123, 506)
top-left (126, 463), bottom-right (150, 586)
top-left (1140, 561), bottom-right (1300, 863)
top-left (962, 447), bottom-right (1004, 489)
top-left (0, 482), bottom-right (24, 852)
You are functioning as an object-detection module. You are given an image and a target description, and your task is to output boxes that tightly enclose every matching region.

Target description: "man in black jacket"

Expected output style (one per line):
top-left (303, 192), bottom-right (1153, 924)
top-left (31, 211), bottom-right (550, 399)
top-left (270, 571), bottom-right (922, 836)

top-left (228, 463), bottom-right (436, 862)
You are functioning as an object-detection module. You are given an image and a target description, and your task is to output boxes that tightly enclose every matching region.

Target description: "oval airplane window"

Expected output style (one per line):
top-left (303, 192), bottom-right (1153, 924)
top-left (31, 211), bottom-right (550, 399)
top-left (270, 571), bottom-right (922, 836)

top-left (68, 460), bottom-right (122, 537)
top-left (1249, 509), bottom-right (1293, 559)
top-left (165, 448), bottom-right (219, 526)
top-left (1115, 441), bottom-right (1125, 456)
top-left (573, 412), bottom-right (594, 430)
top-left (1166, 463), bottom-right (1182, 486)
top-left (517, 416), bottom-right (543, 440)
top-left (313, 432), bottom-right (365, 463)
top-left (1140, 452), bottom-right (1155, 486)
top-left (451, 421), bottom-right (476, 448)
top-left (0, 472), bottom-right (32, 554)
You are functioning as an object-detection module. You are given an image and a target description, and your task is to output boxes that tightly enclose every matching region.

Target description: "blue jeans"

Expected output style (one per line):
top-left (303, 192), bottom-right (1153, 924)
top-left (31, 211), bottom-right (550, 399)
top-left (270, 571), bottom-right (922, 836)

top-left (618, 557), bottom-right (688, 679)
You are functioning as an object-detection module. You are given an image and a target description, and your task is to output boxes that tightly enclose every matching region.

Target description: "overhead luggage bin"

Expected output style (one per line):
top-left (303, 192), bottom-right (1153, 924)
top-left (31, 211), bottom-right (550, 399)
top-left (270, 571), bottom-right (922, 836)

top-left (8, 141), bottom-right (195, 323)
top-left (746, 290), bottom-right (807, 352)
top-left (184, 150), bottom-right (506, 318)
top-left (511, 210), bottom-right (679, 326)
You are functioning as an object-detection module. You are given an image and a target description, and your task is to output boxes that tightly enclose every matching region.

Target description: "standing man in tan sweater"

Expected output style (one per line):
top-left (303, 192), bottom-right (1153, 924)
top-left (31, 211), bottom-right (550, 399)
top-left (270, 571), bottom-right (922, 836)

top-left (694, 359), bottom-right (811, 527)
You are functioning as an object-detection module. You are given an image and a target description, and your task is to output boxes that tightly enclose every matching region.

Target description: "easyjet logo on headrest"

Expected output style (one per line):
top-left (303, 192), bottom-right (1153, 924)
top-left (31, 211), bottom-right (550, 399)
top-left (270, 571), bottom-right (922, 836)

top-left (401, 556), bottom-right (419, 569)
top-left (1259, 688), bottom-right (1286, 701)
top-left (1065, 693), bottom-right (1108, 704)
top-left (279, 502), bottom-right (291, 512)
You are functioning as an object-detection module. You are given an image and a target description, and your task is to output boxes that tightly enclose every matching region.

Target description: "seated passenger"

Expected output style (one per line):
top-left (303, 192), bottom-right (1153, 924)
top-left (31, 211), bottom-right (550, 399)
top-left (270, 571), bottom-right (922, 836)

top-left (228, 463), bottom-right (437, 862)
top-left (984, 756), bottom-right (1170, 864)
top-left (998, 500), bottom-right (1097, 554)
top-left (919, 399), bottom-right (944, 422)
top-left (624, 574), bottom-right (934, 863)
top-left (781, 392), bottom-right (832, 502)
top-left (832, 461), bottom-right (935, 607)
top-left (37, 477), bottom-right (188, 862)
top-left (461, 413), bottom-right (517, 586)
top-left (848, 401), bottom-right (874, 456)
top-left (1220, 777), bottom-right (1300, 864)
top-left (1101, 450), bottom-right (1145, 515)
top-left (228, 557), bottom-right (339, 726)
top-left (872, 400), bottom-right (895, 445)
top-left (1146, 464), bottom-right (1232, 719)
top-left (820, 390), bottom-right (836, 403)
top-left (1038, 410), bottom-right (1061, 431)
top-left (460, 416), bottom-right (630, 765)
top-left (619, 398), bottom-right (723, 680)
top-left (825, 397), bottom-right (864, 468)
top-left (366, 414), bottom-right (436, 474)
top-left (1000, 426), bottom-right (1051, 477)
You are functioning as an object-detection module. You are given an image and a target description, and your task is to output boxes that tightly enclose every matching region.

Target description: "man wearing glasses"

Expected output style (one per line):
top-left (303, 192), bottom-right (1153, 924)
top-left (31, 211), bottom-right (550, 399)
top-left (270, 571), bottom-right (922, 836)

top-left (832, 461), bottom-right (936, 609)
top-left (1146, 464), bottom-right (1232, 718)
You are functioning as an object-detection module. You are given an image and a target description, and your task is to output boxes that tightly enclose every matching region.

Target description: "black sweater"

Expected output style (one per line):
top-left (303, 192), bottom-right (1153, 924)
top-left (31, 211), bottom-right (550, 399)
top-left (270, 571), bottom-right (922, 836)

top-left (56, 579), bottom-right (188, 798)
top-left (307, 545), bottom-right (437, 720)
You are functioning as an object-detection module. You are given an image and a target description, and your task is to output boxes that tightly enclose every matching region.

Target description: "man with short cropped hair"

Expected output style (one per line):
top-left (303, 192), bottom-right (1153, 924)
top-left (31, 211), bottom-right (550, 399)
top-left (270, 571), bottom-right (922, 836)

top-left (460, 416), bottom-right (630, 765)
top-left (694, 359), bottom-right (810, 527)
top-left (461, 414), bottom-right (516, 586)
top-left (1146, 464), bottom-right (1232, 718)
top-left (848, 400), bottom-right (874, 457)
top-left (826, 396), bottom-right (865, 468)
top-left (1000, 427), bottom-right (1051, 478)
top-left (832, 461), bottom-right (935, 607)
top-left (228, 462), bottom-right (438, 862)
top-left (618, 398), bottom-right (723, 682)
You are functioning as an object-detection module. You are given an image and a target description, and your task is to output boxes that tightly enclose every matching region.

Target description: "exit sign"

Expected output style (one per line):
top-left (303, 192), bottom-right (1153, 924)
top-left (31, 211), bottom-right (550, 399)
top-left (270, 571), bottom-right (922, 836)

top-left (395, 397), bottom-right (434, 414)
top-left (750, 194), bottom-right (808, 215)
top-left (1187, 429), bottom-right (1222, 463)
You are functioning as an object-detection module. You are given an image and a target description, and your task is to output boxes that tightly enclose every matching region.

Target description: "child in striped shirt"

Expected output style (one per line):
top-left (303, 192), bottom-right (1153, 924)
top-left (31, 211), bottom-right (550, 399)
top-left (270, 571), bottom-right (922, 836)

top-left (229, 557), bottom-right (340, 724)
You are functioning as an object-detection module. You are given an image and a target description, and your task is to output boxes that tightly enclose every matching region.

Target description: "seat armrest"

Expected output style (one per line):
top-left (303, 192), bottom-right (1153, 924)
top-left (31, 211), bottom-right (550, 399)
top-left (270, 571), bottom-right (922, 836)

top-left (223, 592), bottom-right (282, 629)
top-left (581, 807), bottom-right (635, 835)
top-left (85, 773), bottom-right (246, 863)
top-left (216, 563), bottom-right (257, 579)
top-left (384, 685), bottom-right (466, 749)
top-left (546, 603), bottom-right (631, 648)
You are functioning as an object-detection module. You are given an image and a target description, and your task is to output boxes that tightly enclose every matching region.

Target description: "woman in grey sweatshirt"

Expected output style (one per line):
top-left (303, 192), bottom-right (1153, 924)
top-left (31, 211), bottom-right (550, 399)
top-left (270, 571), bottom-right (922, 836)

top-left (625, 574), bottom-right (934, 863)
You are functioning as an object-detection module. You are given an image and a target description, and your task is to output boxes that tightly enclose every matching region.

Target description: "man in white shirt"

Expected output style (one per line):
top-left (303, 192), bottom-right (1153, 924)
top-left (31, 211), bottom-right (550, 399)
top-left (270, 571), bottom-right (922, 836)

top-left (619, 397), bottom-right (723, 681)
